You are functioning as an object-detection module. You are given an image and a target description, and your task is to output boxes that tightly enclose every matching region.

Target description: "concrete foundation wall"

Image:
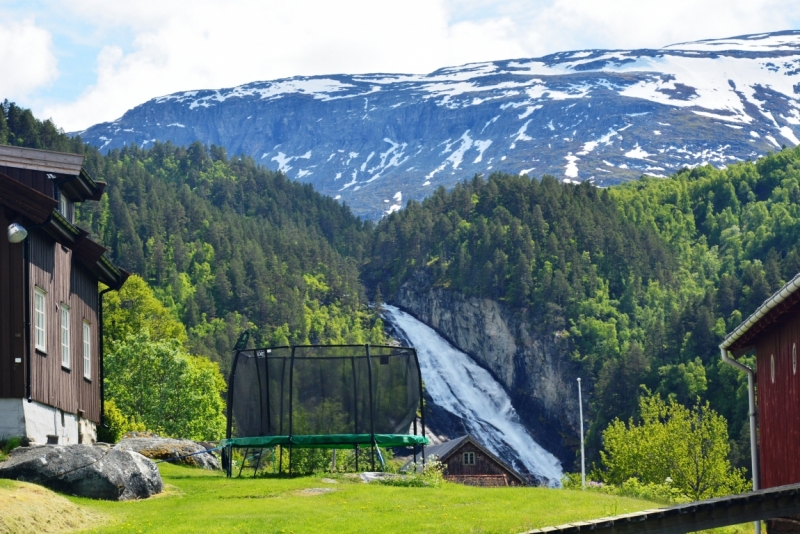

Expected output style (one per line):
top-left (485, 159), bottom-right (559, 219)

top-left (0, 399), bottom-right (96, 445)
top-left (0, 399), bottom-right (25, 440)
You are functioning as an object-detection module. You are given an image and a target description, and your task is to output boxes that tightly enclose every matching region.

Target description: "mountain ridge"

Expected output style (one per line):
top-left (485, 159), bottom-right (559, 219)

top-left (77, 30), bottom-right (800, 219)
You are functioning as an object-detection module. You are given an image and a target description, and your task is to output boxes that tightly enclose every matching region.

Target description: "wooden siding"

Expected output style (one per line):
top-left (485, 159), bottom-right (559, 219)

top-left (756, 311), bottom-right (800, 489)
top-left (28, 230), bottom-right (101, 422)
top-left (0, 166), bottom-right (75, 222)
top-left (442, 442), bottom-right (523, 486)
top-left (0, 165), bottom-right (55, 198)
top-left (0, 208), bottom-right (26, 399)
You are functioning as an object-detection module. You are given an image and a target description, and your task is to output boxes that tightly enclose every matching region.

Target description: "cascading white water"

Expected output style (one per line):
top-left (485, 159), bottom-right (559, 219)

top-left (384, 304), bottom-right (563, 485)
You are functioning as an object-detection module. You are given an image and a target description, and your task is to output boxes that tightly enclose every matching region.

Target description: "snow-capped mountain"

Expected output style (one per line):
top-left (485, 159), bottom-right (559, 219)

top-left (78, 30), bottom-right (800, 220)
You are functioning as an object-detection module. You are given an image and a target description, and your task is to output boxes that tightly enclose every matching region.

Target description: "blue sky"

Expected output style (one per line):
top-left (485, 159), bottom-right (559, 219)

top-left (2, 0), bottom-right (800, 131)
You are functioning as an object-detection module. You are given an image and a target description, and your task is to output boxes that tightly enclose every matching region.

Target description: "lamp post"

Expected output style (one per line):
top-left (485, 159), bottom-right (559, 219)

top-left (578, 377), bottom-right (585, 490)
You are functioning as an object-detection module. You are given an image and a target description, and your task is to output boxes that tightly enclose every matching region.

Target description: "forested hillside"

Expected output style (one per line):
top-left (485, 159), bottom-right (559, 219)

top-left (0, 101), bottom-right (382, 373)
top-left (8, 99), bottom-right (800, 471)
top-left (365, 148), bottom-right (800, 469)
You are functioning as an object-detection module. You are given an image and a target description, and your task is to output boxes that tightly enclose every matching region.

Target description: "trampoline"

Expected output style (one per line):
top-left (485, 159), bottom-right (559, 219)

top-left (221, 344), bottom-right (428, 476)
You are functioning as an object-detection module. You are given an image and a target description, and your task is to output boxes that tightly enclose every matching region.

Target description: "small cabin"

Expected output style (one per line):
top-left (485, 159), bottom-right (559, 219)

top-left (410, 435), bottom-right (526, 486)
top-left (0, 145), bottom-right (128, 446)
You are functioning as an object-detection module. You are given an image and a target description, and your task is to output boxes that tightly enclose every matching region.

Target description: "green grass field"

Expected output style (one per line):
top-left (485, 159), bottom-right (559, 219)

top-left (53, 464), bottom-right (747, 534)
top-left (0, 463), bottom-right (755, 533)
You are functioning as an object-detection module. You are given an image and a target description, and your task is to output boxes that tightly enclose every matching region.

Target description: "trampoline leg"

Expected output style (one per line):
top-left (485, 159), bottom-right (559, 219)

top-left (371, 444), bottom-right (375, 471)
top-left (252, 448), bottom-right (264, 478)
top-left (238, 448), bottom-right (249, 478)
top-left (279, 445), bottom-right (283, 473)
top-left (289, 444), bottom-right (293, 476)
top-left (355, 445), bottom-right (359, 472)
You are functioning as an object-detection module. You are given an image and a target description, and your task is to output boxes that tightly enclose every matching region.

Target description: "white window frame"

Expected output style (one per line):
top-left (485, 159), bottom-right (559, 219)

top-left (83, 321), bottom-right (91, 380)
top-left (463, 451), bottom-right (476, 466)
top-left (61, 304), bottom-right (70, 368)
top-left (34, 287), bottom-right (46, 352)
top-left (58, 192), bottom-right (68, 220)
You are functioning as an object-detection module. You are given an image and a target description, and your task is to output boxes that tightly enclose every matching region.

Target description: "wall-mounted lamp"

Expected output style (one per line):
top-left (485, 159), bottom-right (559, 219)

top-left (8, 223), bottom-right (28, 243)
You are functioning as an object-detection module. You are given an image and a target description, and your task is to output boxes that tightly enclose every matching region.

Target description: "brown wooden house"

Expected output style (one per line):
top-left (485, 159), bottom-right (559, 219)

top-left (721, 271), bottom-right (800, 533)
top-left (409, 435), bottom-right (527, 486)
top-left (0, 145), bottom-right (127, 445)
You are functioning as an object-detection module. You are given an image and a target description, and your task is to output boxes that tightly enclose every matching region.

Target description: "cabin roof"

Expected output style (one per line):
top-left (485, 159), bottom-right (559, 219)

top-left (403, 434), bottom-right (526, 484)
top-left (722, 271), bottom-right (800, 356)
top-left (423, 435), bottom-right (471, 460)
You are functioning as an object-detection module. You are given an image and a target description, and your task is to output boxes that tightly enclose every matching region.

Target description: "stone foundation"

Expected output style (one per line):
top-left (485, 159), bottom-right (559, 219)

top-left (0, 398), bottom-right (95, 445)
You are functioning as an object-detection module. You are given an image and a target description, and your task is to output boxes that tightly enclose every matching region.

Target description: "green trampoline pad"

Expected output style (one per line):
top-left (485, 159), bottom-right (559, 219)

top-left (220, 434), bottom-right (429, 449)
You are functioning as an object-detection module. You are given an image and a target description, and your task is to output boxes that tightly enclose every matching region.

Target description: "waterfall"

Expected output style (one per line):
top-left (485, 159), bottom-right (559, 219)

top-left (384, 304), bottom-right (563, 485)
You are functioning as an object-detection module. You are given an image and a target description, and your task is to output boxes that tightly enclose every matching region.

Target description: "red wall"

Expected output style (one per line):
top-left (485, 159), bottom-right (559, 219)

top-left (756, 313), bottom-right (800, 488)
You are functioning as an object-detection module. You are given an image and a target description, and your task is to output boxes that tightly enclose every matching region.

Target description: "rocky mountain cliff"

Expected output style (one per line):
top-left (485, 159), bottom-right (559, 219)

top-left (395, 273), bottom-right (579, 466)
top-left (77, 30), bottom-right (800, 220)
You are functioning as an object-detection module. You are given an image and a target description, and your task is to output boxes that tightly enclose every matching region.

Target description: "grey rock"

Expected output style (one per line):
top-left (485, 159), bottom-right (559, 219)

top-left (0, 444), bottom-right (163, 500)
top-left (115, 437), bottom-right (220, 470)
top-left (394, 274), bottom-right (578, 467)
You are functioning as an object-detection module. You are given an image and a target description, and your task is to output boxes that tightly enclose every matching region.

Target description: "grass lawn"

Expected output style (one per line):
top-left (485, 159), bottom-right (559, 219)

top-left (52, 464), bottom-right (748, 534)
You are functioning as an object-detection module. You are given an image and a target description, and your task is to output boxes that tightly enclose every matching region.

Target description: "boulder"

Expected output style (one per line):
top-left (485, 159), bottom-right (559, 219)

top-left (0, 444), bottom-right (163, 500)
top-left (116, 436), bottom-right (220, 470)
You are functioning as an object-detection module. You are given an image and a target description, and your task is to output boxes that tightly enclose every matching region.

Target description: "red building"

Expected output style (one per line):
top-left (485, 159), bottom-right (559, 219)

top-left (722, 273), bottom-right (800, 532)
top-left (0, 145), bottom-right (128, 445)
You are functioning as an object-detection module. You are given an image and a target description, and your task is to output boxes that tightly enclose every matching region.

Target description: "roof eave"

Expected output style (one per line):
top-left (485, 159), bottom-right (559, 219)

top-left (721, 271), bottom-right (800, 354)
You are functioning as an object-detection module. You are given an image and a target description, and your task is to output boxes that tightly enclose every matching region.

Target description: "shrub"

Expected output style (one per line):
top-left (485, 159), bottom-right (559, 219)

top-left (97, 399), bottom-right (146, 443)
top-left (561, 472), bottom-right (689, 505)
top-left (377, 459), bottom-right (445, 487)
top-left (0, 437), bottom-right (22, 462)
top-left (600, 394), bottom-right (748, 500)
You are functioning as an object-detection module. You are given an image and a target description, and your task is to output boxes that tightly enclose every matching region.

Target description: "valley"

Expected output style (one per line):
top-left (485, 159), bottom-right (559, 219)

top-left (4, 26), bottom-right (800, 481)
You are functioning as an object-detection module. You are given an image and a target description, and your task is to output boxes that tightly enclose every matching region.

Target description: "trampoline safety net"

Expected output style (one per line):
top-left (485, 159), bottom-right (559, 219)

top-left (223, 344), bottom-right (428, 451)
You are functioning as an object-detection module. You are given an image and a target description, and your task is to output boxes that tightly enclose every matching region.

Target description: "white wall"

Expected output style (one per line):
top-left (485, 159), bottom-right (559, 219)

top-left (0, 399), bottom-right (95, 445)
top-left (0, 399), bottom-right (26, 440)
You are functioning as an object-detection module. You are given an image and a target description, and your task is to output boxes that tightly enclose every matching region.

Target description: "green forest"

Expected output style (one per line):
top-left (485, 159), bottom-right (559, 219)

top-left (363, 146), bottom-right (800, 474)
top-left (4, 100), bottom-right (800, 488)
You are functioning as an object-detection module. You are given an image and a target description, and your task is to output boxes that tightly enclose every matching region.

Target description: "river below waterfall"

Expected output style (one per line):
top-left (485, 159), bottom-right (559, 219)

top-left (383, 304), bottom-right (563, 485)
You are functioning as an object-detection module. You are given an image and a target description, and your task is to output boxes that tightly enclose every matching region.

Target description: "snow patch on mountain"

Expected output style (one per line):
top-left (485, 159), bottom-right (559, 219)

top-left (78, 30), bottom-right (800, 220)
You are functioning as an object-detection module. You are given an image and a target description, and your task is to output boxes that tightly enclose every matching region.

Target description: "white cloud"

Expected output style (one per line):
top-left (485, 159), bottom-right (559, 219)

top-left (17, 0), bottom-right (800, 131)
top-left (447, 0), bottom-right (800, 54)
top-left (45, 0), bottom-right (529, 131)
top-left (0, 19), bottom-right (58, 100)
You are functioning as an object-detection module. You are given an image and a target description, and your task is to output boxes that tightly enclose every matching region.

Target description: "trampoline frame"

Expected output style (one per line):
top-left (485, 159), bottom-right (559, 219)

top-left (222, 343), bottom-right (427, 477)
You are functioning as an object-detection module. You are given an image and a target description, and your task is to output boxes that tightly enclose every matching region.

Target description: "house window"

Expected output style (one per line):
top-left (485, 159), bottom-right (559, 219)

top-left (34, 287), bottom-right (46, 352)
top-left (463, 452), bottom-right (476, 465)
top-left (83, 321), bottom-right (91, 379)
top-left (61, 304), bottom-right (70, 368)
top-left (58, 193), bottom-right (68, 219)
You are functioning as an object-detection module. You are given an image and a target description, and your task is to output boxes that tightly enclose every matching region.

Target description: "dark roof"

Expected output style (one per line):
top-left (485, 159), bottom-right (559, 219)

top-left (722, 271), bottom-right (800, 356)
top-left (423, 435), bottom-right (470, 461)
top-left (0, 145), bottom-right (105, 202)
top-left (0, 145), bottom-right (85, 175)
top-left (402, 434), bottom-right (526, 485)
